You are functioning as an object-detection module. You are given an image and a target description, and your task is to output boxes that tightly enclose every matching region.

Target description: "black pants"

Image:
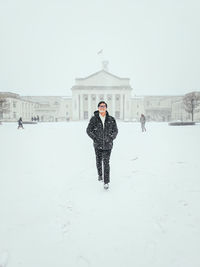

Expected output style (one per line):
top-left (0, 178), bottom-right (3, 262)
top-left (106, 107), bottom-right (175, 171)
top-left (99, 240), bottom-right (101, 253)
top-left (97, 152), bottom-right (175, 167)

top-left (94, 148), bottom-right (112, 184)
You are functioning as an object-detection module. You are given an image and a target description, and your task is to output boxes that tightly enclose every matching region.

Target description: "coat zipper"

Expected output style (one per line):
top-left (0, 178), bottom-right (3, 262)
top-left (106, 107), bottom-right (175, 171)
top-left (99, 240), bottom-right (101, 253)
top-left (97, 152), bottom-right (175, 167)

top-left (98, 114), bottom-right (106, 150)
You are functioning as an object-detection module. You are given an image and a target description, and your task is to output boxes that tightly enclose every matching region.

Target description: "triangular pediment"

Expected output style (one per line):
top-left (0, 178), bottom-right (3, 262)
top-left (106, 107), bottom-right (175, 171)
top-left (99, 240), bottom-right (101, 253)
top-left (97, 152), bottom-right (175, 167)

top-left (75, 70), bottom-right (130, 87)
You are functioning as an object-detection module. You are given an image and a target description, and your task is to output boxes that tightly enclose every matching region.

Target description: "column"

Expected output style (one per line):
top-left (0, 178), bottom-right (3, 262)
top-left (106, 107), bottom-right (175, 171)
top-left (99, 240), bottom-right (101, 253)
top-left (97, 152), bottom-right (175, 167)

top-left (72, 92), bottom-right (76, 120)
top-left (113, 94), bottom-right (116, 117)
top-left (124, 93), bottom-right (127, 120)
top-left (80, 93), bottom-right (83, 120)
top-left (124, 93), bottom-right (129, 120)
top-left (103, 93), bottom-right (106, 101)
top-left (104, 93), bottom-right (108, 112)
top-left (88, 94), bottom-right (91, 119)
top-left (95, 94), bottom-right (98, 110)
top-left (120, 93), bottom-right (123, 120)
top-left (126, 92), bottom-right (131, 120)
top-left (97, 94), bottom-right (101, 106)
top-left (103, 93), bottom-right (106, 102)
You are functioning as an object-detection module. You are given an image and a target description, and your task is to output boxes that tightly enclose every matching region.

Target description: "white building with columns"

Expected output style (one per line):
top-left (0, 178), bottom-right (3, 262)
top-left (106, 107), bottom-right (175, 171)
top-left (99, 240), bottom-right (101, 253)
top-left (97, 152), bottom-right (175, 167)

top-left (71, 63), bottom-right (133, 121)
top-left (1, 63), bottom-right (199, 123)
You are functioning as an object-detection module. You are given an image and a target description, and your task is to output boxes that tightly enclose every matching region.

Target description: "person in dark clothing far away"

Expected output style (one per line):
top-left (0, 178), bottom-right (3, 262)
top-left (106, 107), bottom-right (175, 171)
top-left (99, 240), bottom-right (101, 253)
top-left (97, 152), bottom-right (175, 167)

top-left (86, 101), bottom-right (118, 190)
top-left (140, 114), bottom-right (146, 132)
top-left (17, 117), bottom-right (24, 129)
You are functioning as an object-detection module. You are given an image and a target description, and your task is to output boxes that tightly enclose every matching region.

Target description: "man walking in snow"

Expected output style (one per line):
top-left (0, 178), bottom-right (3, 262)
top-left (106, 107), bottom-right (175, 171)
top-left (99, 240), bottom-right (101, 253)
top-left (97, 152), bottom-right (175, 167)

top-left (86, 101), bottom-right (118, 190)
top-left (140, 114), bottom-right (146, 132)
top-left (17, 117), bottom-right (24, 129)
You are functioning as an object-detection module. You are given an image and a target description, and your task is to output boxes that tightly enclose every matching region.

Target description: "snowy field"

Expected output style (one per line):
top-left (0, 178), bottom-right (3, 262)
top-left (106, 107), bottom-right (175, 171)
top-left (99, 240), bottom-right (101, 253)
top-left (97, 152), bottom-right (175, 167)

top-left (0, 121), bottom-right (200, 267)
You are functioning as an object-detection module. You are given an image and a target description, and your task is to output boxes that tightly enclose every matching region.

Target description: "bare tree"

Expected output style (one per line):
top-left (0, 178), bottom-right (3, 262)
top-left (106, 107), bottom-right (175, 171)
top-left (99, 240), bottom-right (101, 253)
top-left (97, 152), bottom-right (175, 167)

top-left (183, 91), bottom-right (200, 121)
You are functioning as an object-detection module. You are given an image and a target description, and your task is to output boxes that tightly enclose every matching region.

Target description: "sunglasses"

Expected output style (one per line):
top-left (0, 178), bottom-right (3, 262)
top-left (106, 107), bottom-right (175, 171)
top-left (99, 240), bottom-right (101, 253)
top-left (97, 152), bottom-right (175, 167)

top-left (99, 105), bottom-right (106, 108)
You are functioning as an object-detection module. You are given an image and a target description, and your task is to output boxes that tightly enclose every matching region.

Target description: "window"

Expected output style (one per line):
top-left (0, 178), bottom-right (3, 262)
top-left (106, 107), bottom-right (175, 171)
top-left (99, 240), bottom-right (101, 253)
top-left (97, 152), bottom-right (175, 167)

top-left (13, 102), bottom-right (16, 108)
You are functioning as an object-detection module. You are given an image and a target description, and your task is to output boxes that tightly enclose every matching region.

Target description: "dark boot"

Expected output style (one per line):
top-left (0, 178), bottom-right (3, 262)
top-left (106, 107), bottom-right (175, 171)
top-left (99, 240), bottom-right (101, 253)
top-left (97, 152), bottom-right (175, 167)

top-left (98, 176), bottom-right (103, 181)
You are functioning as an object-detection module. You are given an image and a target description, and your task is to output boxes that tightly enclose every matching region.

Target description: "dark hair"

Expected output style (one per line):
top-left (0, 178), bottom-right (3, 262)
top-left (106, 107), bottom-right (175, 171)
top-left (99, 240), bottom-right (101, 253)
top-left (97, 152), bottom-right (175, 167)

top-left (98, 101), bottom-right (107, 108)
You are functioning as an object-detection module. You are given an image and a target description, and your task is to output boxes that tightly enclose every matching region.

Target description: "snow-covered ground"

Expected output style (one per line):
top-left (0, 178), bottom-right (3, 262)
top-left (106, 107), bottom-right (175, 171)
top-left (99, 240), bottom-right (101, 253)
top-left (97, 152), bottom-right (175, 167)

top-left (0, 121), bottom-right (200, 267)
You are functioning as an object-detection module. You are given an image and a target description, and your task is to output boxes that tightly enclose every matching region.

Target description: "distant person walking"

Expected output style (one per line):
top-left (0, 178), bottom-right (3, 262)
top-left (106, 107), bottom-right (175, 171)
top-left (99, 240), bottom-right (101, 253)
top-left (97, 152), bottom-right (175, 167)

top-left (140, 114), bottom-right (146, 132)
top-left (17, 117), bottom-right (24, 129)
top-left (86, 101), bottom-right (118, 190)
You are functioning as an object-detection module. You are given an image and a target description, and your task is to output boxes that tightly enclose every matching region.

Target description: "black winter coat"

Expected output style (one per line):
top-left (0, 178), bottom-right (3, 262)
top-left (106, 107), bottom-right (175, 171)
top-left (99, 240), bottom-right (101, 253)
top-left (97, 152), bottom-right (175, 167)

top-left (86, 111), bottom-right (118, 150)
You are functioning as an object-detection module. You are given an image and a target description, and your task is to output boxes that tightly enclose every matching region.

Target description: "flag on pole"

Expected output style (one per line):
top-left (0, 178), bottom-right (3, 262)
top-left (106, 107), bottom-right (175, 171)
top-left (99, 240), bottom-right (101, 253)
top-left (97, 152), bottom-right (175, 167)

top-left (97, 49), bottom-right (103, 55)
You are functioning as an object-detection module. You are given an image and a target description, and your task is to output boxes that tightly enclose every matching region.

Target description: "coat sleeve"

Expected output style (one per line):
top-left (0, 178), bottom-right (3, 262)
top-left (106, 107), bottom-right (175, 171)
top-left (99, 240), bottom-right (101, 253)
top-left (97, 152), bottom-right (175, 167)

top-left (111, 118), bottom-right (118, 140)
top-left (86, 116), bottom-right (96, 140)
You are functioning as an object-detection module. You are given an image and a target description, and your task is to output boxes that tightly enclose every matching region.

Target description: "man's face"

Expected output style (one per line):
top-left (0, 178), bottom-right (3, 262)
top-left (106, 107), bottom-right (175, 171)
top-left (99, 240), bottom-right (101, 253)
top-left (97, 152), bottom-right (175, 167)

top-left (98, 103), bottom-right (107, 113)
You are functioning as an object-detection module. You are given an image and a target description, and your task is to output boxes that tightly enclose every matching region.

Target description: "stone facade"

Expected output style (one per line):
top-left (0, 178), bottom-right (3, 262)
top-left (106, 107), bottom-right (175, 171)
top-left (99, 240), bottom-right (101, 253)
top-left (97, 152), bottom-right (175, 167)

top-left (71, 69), bottom-right (132, 121)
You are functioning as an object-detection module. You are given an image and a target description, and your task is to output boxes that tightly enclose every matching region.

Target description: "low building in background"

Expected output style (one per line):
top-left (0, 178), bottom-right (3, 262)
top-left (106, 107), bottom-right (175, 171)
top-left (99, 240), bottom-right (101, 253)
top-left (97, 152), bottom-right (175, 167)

top-left (143, 95), bottom-right (183, 122)
top-left (1, 66), bottom-right (200, 122)
top-left (0, 92), bottom-right (37, 122)
top-left (22, 96), bottom-right (72, 122)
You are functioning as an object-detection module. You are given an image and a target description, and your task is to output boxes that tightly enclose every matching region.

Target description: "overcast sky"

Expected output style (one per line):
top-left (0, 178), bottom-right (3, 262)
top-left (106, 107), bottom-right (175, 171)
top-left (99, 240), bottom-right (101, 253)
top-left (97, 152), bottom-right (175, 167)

top-left (0, 0), bottom-right (200, 96)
